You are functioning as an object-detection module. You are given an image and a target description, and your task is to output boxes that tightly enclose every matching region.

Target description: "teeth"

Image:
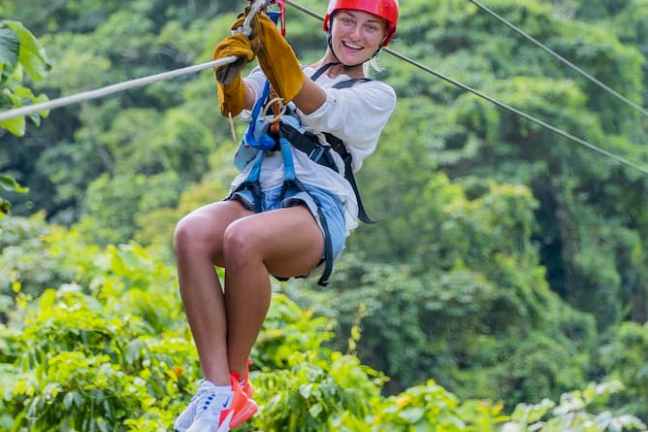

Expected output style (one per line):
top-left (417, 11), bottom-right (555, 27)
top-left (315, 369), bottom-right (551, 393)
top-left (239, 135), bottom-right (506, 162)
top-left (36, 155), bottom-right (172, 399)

top-left (343, 41), bottom-right (362, 50)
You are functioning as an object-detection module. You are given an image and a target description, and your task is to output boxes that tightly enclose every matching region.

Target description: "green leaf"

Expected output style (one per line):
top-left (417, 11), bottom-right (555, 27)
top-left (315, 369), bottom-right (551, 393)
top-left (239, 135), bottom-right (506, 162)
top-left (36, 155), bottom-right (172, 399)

top-left (399, 407), bottom-right (425, 423)
top-left (0, 197), bottom-right (10, 215)
top-left (0, 114), bottom-right (25, 136)
top-left (299, 383), bottom-right (313, 399)
top-left (96, 417), bottom-right (110, 432)
top-left (63, 391), bottom-right (77, 410)
top-left (31, 93), bottom-right (49, 119)
top-left (4, 21), bottom-right (50, 81)
top-left (511, 399), bottom-right (555, 424)
top-left (0, 174), bottom-right (28, 193)
top-left (13, 85), bottom-right (34, 99)
top-left (0, 27), bottom-right (19, 71)
top-left (309, 403), bottom-right (323, 418)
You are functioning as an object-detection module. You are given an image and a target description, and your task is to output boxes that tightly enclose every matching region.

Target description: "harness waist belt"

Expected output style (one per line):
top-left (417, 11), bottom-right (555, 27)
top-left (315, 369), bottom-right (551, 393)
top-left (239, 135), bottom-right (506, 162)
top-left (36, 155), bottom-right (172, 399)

top-left (279, 122), bottom-right (375, 224)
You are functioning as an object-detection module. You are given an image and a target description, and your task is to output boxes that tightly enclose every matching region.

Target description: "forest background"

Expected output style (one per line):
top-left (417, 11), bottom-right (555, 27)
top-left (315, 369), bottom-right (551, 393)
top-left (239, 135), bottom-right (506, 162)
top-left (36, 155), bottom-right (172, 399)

top-left (1, 0), bottom-right (648, 430)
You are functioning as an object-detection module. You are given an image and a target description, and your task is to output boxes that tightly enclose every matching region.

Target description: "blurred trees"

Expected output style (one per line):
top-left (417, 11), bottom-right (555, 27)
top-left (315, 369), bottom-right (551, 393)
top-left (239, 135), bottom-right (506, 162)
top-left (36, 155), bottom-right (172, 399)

top-left (1, 0), bottom-right (648, 425)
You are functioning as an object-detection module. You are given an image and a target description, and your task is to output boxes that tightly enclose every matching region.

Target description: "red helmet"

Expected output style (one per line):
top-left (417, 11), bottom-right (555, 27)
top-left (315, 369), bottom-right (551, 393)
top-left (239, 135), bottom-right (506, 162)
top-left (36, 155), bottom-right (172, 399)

top-left (323, 0), bottom-right (399, 47)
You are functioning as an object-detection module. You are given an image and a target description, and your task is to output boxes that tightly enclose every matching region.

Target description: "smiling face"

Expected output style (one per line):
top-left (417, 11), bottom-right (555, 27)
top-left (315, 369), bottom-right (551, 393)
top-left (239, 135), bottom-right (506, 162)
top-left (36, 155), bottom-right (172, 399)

top-left (329, 9), bottom-right (387, 66)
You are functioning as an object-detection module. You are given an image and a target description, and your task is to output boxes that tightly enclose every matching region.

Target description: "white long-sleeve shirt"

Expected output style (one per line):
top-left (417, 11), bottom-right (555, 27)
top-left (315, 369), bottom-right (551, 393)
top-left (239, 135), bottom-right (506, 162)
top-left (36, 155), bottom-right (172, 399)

top-left (231, 65), bottom-right (397, 233)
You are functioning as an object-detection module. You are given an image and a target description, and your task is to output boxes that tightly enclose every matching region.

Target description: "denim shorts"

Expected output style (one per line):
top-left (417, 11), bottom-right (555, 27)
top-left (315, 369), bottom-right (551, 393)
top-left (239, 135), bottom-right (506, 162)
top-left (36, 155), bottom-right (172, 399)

top-left (227, 183), bottom-right (347, 266)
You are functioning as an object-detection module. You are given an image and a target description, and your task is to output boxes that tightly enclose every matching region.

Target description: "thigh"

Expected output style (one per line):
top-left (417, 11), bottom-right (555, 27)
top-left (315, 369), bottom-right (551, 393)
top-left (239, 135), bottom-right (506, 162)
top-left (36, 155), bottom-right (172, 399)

top-left (224, 205), bottom-right (324, 278)
top-left (176, 199), bottom-right (254, 266)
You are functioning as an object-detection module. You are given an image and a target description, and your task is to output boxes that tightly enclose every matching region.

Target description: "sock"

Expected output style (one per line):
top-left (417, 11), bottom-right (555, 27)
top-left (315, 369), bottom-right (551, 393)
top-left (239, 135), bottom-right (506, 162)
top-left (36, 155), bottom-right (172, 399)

top-left (212, 385), bottom-right (233, 393)
top-left (204, 380), bottom-right (233, 394)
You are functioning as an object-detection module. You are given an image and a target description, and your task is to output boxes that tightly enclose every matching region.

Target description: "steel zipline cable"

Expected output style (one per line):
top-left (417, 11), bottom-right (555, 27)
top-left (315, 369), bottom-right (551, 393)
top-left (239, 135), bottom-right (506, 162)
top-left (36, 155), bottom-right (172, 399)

top-left (285, 0), bottom-right (648, 176)
top-left (1, 0), bottom-right (647, 176)
top-left (467, 0), bottom-right (648, 119)
top-left (0, 57), bottom-right (237, 122)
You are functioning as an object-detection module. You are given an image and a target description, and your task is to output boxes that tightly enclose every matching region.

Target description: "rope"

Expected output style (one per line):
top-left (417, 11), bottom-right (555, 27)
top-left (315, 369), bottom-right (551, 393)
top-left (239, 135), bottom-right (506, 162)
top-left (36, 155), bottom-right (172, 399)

top-left (468, 0), bottom-right (648, 119)
top-left (285, 0), bottom-right (648, 176)
top-left (0, 57), bottom-right (237, 122)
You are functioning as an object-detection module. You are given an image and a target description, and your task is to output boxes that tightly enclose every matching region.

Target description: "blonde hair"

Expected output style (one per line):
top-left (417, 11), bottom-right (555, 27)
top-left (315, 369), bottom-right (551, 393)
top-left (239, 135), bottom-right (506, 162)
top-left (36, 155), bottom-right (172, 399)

top-left (363, 56), bottom-right (384, 76)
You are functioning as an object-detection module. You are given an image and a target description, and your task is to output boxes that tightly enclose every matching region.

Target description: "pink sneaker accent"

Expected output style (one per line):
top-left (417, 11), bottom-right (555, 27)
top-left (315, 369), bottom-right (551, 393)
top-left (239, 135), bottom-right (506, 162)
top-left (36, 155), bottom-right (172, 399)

top-left (227, 373), bottom-right (258, 429)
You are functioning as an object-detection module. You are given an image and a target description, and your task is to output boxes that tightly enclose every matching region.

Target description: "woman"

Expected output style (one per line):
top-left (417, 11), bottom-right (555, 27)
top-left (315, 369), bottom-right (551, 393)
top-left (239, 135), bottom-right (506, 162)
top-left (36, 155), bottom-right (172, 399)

top-left (173, 1), bottom-right (399, 431)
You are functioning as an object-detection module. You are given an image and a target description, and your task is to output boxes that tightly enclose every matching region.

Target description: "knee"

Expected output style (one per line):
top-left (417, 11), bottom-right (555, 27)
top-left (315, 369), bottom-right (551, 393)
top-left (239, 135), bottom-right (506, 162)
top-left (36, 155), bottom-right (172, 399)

top-left (174, 214), bottom-right (210, 257)
top-left (222, 221), bottom-right (262, 268)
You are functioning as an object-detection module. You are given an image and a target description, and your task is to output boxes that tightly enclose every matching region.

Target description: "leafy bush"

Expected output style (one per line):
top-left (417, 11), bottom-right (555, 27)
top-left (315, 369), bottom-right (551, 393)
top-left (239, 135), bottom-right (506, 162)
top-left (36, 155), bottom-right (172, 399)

top-left (599, 322), bottom-right (648, 420)
top-left (0, 20), bottom-right (50, 216)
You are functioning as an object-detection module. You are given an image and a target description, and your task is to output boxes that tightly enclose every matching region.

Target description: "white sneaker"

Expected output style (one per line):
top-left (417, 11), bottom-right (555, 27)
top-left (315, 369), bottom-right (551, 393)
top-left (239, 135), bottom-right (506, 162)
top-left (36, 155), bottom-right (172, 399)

top-left (174, 380), bottom-right (233, 432)
top-left (174, 380), bottom-right (210, 432)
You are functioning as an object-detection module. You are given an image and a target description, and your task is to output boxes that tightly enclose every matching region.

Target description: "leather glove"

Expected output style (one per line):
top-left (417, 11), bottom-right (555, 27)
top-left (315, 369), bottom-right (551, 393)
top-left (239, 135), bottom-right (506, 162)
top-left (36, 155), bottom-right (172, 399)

top-left (249, 12), bottom-right (305, 102)
top-left (212, 31), bottom-right (255, 117)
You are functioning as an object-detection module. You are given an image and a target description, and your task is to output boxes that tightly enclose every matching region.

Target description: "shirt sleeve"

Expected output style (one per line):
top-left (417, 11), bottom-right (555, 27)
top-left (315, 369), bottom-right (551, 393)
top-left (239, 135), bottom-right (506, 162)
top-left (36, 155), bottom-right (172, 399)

top-left (298, 81), bottom-right (397, 171)
top-left (243, 66), bottom-right (266, 105)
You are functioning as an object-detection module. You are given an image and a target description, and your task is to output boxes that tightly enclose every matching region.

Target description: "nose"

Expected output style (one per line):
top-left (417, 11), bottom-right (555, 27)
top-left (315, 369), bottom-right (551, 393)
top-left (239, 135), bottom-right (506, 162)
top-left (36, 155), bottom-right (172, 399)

top-left (350, 23), bottom-right (362, 41)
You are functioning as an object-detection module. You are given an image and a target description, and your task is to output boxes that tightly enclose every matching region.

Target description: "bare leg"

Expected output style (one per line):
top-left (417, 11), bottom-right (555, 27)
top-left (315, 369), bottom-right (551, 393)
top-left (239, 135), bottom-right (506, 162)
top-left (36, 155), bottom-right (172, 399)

top-left (174, 200), bottom-right (253, 385)
top-left (222, 206), bottom-right (324, 374)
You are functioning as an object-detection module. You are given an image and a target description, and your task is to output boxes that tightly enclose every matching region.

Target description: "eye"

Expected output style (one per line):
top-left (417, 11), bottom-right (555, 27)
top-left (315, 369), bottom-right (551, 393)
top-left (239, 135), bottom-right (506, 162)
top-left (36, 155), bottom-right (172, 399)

top-left (365, 24), bottom-right (380, 33)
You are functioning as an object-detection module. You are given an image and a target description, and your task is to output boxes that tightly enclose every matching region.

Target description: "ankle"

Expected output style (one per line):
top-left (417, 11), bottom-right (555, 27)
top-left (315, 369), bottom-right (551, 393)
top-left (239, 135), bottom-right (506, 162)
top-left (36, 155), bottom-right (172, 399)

top-left (204, 373), bottom-right (231, 387)
top-left (229, 357), bottom-right (252, 378)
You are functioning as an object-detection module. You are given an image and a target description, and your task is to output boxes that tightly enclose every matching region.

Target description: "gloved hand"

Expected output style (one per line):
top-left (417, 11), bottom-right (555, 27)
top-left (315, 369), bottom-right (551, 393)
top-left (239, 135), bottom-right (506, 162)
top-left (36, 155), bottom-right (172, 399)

top-left (249, 12), bottom-right (305, 102)
top-left (212, 30), bottom-right (255, 117)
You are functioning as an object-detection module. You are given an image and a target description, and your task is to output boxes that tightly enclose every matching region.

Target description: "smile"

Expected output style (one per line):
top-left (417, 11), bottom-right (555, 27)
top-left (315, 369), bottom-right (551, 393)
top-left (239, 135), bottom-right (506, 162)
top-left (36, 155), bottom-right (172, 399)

top-left (342, 41), bottom-right (363, 51)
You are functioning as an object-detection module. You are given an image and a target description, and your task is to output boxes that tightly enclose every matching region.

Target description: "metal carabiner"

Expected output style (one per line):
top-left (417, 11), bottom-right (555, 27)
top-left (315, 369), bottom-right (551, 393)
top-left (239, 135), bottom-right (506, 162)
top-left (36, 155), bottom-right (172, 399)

top-left (261, 96), bottom-right (287, 124)
top-left (238, 0), bottom-right (273, 37)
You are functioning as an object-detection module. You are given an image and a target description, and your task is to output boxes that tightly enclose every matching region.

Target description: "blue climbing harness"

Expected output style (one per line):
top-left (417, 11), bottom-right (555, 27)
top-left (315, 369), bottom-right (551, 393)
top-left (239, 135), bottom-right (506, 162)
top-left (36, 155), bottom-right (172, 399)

top-left (231, 62), bottom-right (373, 286)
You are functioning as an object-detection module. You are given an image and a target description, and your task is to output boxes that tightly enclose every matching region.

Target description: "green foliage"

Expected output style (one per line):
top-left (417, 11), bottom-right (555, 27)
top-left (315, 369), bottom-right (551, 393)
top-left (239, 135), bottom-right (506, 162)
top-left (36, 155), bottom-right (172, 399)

top-left (0, 215), bottom-right (72, 320)
top-left (0, 20), bottom-right (50, 136)
top-left (503, 381), bottom-right (646, 431)
top-left (307, 173), bottom-right (596, 405)
top-left (0, 223), bottom-right (641, 431)
top-left (253, 295), bottom-right (335, 371)
top-left (253, 352), bottom-right (383, 432)
top-left (0, 261), bottom-right (195, 430)
top-left (0, 223), bottom-right (359, 430)
top-left (372, 380), bottom-right (506, 431)
top-left (2, 0), bottom-right (648, 427)
top-left (0, 174), bottom-right (27, 218)
top-left (0, 20), bottom-right (48, 218)
top-left (599, 322), bottom-right (648, 419)
top-left (78, 172), bottom-right (184, 245)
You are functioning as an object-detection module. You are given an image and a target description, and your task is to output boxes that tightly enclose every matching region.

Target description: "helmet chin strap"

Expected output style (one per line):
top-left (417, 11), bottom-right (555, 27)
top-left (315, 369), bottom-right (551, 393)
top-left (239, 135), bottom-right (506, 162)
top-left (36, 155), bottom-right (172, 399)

top-left (327, 32), bottom-right (381, 69)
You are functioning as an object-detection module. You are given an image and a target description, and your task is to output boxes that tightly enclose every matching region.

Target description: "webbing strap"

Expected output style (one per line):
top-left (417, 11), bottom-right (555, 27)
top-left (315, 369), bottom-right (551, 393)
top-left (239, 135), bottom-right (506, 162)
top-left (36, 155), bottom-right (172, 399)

top-left (279, 136), bottom-right (297, 182)
top-left (244, 81), bottom-right (272, 150)
top-left (280, 123), bottom-right (375, 224)
top-left (326, 135), bottom-right (375, 224)
top-left (315, 203), bottom-right (334, 286)
top-left (232, 150), bottom-right (266, 213)
top-left (310, 62), bottom-right (338, 81)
